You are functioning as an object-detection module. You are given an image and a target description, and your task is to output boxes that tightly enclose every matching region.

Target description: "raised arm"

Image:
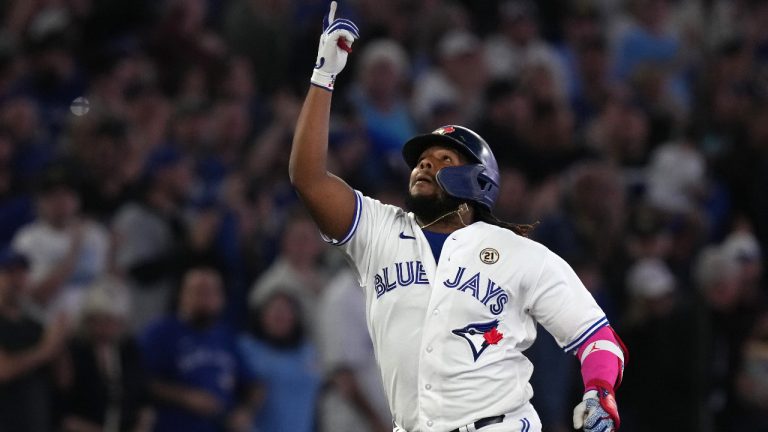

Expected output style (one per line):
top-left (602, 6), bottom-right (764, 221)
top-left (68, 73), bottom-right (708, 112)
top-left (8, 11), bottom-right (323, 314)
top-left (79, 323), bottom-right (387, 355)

top-left (289, 2), bottom-right (360, 241)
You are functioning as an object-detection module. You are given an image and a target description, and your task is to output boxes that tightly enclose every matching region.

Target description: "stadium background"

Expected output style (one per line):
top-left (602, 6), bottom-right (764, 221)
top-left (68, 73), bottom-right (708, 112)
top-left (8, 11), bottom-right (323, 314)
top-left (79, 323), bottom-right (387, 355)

top-left (0, 0), bottom-right (766, 431)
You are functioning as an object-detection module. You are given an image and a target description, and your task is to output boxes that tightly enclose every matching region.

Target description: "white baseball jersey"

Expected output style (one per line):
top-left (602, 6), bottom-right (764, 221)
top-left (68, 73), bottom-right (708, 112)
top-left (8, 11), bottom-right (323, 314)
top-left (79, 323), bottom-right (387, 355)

top-left (324, 191), bottom-right (607, 432)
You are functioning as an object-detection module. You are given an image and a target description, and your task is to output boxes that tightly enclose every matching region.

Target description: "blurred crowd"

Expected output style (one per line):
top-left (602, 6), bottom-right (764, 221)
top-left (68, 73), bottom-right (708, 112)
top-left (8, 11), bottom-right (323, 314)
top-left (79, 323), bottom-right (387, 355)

top-left (0, 0), bottom-right (767, 431)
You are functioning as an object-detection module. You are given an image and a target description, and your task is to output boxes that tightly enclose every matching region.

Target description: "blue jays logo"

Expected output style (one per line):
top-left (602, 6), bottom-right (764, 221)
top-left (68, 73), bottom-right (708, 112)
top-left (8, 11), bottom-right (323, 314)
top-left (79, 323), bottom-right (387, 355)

top-left (452, 320), bottom-right (504, 362)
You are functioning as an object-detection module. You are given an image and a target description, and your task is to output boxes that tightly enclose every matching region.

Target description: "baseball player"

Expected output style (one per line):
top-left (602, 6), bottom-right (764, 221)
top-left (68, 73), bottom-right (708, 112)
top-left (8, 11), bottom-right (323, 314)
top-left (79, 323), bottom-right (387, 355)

top-left (289, 3), bottom-right (627, 431)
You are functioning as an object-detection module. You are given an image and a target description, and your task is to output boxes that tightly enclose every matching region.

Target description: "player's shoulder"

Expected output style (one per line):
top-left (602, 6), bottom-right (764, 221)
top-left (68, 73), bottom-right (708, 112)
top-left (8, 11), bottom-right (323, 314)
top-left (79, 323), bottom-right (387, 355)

top-left (475, 222), bottom-right (549, 253)
top-left (358, 191), bottom-right (411, 220)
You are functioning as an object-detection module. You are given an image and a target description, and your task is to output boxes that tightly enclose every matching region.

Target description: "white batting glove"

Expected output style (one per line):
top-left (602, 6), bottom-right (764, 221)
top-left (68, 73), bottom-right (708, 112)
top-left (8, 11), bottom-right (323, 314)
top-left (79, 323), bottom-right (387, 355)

top-left (573, 383), bottom-right (621, 432)
top-left (310, 1), bottom-right (360, 91)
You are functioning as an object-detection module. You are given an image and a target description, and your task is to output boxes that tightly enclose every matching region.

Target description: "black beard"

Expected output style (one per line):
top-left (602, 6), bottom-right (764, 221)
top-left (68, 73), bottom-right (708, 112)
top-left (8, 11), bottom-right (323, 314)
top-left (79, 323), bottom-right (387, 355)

top-left (405, 189), bottom-right (465, 227)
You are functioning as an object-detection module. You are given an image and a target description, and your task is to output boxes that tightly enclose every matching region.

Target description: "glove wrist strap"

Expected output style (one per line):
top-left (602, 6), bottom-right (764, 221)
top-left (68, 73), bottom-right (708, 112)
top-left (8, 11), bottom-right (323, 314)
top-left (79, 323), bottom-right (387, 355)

top-left (311, 70), bottom-right (335, 91)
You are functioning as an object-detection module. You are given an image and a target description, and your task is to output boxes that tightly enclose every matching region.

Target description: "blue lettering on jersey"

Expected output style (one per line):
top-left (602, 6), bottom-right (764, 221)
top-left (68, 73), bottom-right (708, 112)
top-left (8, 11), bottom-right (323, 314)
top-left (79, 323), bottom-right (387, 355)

top-left (396, 261), bottom-right (415, 285)
top-left (415, 261), bottom-right (429, 284)
top-left (443, 267), bottom-right (509, 315)
top-left (458, 272), bottom-right (481, 300)
top-left (444, 267), bottom-right (465, 288)
top-left (375, 261), bottom-right (430, 298)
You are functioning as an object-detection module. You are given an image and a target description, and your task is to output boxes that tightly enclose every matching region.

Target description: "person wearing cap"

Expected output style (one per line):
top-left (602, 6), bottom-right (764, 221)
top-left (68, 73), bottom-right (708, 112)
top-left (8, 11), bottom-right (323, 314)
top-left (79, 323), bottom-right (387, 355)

top-left (0, 247), bottom-right (69, 432)
top-left (11, 165), bottom-right (110, 321)
top-left (59, 276), bottom-right (152, 432)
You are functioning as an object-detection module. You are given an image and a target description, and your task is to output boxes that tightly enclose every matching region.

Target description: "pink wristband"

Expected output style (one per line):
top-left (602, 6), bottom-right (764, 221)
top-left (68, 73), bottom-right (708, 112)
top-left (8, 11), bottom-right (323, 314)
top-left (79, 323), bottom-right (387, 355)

top-left (576, 326), bottom-right (626, 391)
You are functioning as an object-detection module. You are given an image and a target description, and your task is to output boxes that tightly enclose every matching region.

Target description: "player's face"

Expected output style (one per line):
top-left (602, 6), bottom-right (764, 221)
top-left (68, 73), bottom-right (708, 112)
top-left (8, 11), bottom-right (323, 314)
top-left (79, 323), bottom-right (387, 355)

top-left (409, 146), bottom-right (465, 198)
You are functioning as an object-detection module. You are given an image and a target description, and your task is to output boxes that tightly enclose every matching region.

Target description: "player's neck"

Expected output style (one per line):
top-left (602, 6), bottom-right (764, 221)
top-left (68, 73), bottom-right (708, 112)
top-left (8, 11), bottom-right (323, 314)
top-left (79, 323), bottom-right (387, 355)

top-left (418, 203), bottom-right (474, 233)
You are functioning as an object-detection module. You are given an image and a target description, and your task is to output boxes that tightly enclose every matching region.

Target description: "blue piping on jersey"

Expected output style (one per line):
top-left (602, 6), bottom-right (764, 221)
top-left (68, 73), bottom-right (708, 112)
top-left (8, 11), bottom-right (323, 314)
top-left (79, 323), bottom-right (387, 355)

top-left (323, 190), bottom-right (362, 246)
top-left (563, 316), bottom-right (609, 353)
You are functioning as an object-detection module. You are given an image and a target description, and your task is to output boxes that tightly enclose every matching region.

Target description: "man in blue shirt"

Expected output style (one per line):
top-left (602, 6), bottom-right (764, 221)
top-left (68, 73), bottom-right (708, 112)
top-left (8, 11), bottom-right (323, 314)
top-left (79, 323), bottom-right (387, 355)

top-left (140, 266), bottom-right (259, 432)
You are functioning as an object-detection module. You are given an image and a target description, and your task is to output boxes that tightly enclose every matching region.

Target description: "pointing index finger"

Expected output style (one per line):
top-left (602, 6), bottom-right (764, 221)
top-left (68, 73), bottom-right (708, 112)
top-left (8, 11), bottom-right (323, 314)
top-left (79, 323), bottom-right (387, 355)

top-left (329, 1), bottom-right (337, 23)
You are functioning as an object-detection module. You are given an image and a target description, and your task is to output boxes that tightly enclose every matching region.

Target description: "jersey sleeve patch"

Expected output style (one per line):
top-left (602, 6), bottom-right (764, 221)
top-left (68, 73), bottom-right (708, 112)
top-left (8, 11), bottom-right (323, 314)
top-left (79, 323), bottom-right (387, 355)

top-left (563, 316), bottom-right (609, 353)
top-left (320, 190), bottom-right (362, 246)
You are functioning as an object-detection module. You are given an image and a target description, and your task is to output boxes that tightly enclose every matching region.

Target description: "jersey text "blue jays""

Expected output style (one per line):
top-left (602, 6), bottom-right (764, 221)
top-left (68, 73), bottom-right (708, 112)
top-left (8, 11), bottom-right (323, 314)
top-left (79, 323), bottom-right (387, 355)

top-left (444, 267), bottom-right (508, 315)
top-left (374, 261), bottom-right (430, 298)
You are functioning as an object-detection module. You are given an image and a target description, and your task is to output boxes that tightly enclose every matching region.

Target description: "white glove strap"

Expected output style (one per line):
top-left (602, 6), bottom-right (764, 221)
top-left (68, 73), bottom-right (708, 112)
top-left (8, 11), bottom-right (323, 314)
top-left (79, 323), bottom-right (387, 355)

top-left (310, 69), bottom-right (336, 91)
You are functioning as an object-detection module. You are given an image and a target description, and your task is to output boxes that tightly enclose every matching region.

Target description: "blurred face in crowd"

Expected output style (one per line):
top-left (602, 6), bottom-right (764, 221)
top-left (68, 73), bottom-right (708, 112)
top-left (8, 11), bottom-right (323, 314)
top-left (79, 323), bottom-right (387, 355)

top-left (362, 58), bottom-right (402, 102)
top-left (85, 312), bottom-right (124, 344)
top-left (2, 98), bottom-right (39, 141)
top-left (281, 217), bottom-right (323, 265)
top-left (156, 158), bottom-right (194, 201)
top-left (0, 265), bottom-right (29, 307)
top-left (38, 186), bottom-right (80, 228)
top-left (260, 293), bottom-right (299, 342)
top-left (577, 40), bottom-right (608, 83)
top-left (705, 274), bottom-right (741, 312)
top-left (179, 268), bottom-right (224, 328)
top-left (212, 100), bottom-right (250, 147)
top-left (442, 50), bottom-right (487, 91)
top-left (503, 14), bottom-right (537, 45)
top-left (635, 0), bottom-right (669, 31)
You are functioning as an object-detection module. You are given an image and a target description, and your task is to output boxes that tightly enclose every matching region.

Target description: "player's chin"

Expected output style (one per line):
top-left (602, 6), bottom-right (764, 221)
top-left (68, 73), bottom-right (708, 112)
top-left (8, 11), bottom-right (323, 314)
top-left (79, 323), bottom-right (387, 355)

top-left (409, 181), bottom-right (438, 197)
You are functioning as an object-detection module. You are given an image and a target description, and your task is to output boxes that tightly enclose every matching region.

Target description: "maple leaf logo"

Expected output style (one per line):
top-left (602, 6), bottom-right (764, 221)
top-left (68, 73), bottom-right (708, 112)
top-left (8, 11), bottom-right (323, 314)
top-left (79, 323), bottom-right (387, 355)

top-left (483, 328), bottom-right (504, 345)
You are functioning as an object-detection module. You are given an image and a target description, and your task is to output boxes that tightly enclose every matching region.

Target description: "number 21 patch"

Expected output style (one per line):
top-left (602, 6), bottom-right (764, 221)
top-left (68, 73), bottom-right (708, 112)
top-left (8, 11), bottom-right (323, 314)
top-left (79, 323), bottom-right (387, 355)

top-left (480, 248), bottom-right (499, 264)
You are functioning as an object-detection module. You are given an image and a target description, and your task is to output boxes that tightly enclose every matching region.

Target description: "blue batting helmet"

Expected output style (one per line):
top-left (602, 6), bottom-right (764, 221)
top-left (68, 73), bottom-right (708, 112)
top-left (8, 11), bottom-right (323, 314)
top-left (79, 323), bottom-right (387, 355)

top-left (402, 125), bottom-right (500, 210)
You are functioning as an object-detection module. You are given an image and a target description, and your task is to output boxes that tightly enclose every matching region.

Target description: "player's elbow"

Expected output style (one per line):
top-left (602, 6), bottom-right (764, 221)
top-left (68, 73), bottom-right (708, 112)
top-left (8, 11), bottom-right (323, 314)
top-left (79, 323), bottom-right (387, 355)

top-left (288, 160), bottom-right (325, 194)
top-left (288, 161), bottom-right (310, 192)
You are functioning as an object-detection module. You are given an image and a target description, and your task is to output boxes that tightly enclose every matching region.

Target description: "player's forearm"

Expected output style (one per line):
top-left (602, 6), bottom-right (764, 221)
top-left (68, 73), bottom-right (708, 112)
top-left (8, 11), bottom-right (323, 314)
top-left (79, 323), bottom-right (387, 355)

top-left (289, 86), bottom-right (333, 191)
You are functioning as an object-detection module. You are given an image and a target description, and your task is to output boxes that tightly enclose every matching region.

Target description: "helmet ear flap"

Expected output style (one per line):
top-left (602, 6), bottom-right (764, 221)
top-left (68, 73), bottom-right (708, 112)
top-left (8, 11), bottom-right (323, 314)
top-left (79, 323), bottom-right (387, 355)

top-left (436, 164), bottom-right (500, 210)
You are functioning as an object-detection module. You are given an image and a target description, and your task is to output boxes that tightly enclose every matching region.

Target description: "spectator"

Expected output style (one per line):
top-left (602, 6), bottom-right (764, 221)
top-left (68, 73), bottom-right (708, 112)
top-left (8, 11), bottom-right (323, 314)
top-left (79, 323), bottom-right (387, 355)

top-left (317, 269), bottom-right (390, 432)
top-left (12, 165), bottom-right (110, 320)
top-left (67, 115), bottom-right (136, 221)
top-left (645, 128), bottom-right (707, 215)
top-left (476, 79), bottom-right (533, 169)
top-left (735, 310), bottom-right (768, 430)
top-left (412, 30), bottom-right (488, 127)
top-left (349, 39), bottom-right (416, 166)
top-left (112, 146), bottom-right (195, 331)
top-left (1, 97), bottom-right (55, 189)
top-left (240, 291), bottom-right (321, 432)
top-left (0, 247), bottom-right (68, 432)
top-left (694, 246), bottom-right (750, 431)
top-left (484, 0), bottom-right (568, 98)
top-left (60, 276), bottom-right (151, 432)
top-left (621, 258), bottom-right (697, 431)
top-left (140, 266), bottom-right (259, 432)
top-left (248, 210), bottom-right (330, 338)
top-left (222, 0), bottom-right (296, 95)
